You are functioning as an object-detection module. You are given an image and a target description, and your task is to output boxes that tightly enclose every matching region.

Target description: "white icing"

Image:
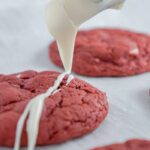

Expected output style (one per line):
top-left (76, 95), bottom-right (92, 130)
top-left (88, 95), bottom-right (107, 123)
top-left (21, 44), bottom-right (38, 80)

top-left (14, 72), bottom-right (73, 150)
top-left (63, 0), bottom-right (125, 26)
top-left (14, 0), bottom-right (125, 149)
top-left (52, 89), bottom-right (61, 95)
top-left (46, 0), bottom-right (125, 73)
top-left (66, 75), bottom-right (74, 85)
top-left (45, 0), bottom-right (77, 73)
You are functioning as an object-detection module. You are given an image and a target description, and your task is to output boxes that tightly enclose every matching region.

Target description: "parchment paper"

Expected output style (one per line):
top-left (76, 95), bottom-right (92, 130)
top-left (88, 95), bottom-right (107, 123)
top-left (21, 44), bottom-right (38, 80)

top-left (0, 0), bottom-right (150, 150)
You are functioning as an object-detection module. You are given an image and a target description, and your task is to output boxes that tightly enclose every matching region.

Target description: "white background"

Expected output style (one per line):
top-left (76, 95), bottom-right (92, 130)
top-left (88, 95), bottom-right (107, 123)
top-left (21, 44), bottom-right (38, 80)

top-left (0, 0), bottom-right (150, 150)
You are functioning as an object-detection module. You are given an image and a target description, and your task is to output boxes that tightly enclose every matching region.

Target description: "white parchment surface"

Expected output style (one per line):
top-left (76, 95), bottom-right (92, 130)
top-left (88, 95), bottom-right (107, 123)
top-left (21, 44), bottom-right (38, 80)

top-left (0, 0), bottom-right (150, 150)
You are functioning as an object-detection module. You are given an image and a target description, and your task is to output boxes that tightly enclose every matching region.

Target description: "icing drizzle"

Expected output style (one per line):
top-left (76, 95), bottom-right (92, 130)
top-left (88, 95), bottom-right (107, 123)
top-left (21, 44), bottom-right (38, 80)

top-left (14, 72), bottom-right (74, 150)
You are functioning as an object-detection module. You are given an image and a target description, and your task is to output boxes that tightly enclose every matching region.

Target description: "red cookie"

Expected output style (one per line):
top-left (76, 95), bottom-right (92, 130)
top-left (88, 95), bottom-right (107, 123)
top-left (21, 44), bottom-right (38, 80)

top-left (49, 28), bottom-right (150, 77)
top-left (0, 70), bottom-right (108, 147)
top-left (92, 139), bottom-right (150, 150)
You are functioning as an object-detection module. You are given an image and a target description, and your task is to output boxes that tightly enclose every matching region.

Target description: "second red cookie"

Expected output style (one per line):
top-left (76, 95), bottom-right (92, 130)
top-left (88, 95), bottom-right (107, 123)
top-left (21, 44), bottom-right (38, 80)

top-left (49, 28), bottom-right (150, 77)
top-left (92, 139), bottom-right (150, 150)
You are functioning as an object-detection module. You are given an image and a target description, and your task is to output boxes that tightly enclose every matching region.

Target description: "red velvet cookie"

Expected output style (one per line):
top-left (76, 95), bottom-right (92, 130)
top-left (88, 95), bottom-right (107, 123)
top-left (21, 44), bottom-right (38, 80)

top-left (92, 139), bottom-right (150, 150)
top-left (49, 28), bottom-right (150, 77)
top-left (0, 70), bottom-right (108, 147)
